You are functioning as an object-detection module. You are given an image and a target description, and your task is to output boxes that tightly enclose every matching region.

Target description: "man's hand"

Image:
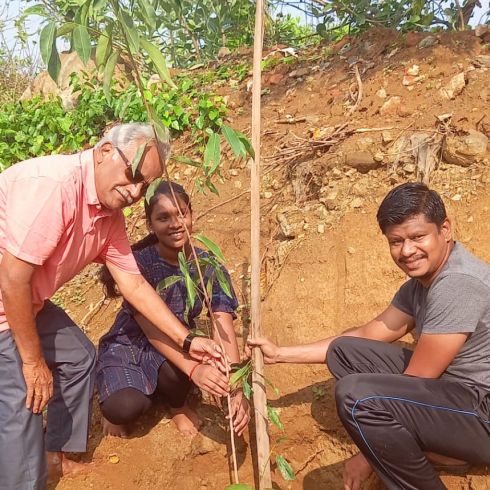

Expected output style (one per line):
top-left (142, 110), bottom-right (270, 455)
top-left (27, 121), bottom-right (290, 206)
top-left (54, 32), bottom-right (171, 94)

top-left (190, 363), bottom-right (229, 397)
top-left (343, 453), bottom-right (373, 490)
top-left (227, 390), bottom-right (251, 436)
top-left (246, 337), bottom-right (280, 364)
top-left (22, 358), bottom-right (53, 414)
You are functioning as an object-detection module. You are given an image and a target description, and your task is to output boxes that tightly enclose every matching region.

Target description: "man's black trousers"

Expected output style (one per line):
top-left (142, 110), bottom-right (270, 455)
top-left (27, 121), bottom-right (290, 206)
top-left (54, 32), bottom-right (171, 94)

top-left (327, 337), bottom-right (490, 490)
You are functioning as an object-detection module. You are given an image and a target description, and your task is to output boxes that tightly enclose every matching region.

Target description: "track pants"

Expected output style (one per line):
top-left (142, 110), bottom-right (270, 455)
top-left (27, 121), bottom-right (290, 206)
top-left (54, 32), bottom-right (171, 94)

top-left (327, 337), bottom-right (490, 490)
top-left (0, 301), bottom-right (96, 490)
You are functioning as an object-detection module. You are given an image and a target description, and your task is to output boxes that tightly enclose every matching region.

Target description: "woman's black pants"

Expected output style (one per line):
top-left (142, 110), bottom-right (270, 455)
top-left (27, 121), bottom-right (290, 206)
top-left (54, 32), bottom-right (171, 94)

top-left (327, 337), bottom-right (490, 490)
top-left (100, 360), bottom-right (192, 426)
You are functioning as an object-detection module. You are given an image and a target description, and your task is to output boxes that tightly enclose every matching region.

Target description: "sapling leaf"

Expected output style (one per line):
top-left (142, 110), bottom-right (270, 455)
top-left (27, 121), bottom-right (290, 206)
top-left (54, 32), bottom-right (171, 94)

top-left (40, 22), bottom-right (56, 66)
top-left (215, 265), bottom-right (233, 298)
top-left (235, 130), bottom-right (255, 159)
top-left (140, 38), bottom-right (175, 88)
top-left (95, 24), bottom-right (113, 69)
top-left (275, 455), bottom-right (296, 481)
top-left (122, 207), bottom-right (133, 217)
top-left (203, 132), bottom-right (220, 175)
top-left (56, 22), bottom-right (77, 37)
top-left (145, 177), bottom-right (162, 204)
top-left (148, 108), bottom-right (170, 145)
top-left (171, 155), bottom-right (201, 168)
top-left (194, 234), bottom-right (225, 262)
top-left (118, 10), bottom-right (140, 54)
top-left (156, 275), bottom-right (182, 293)
top-left (190, 328), bottom-right (208, 337)
top-left (229, 362), bottom-right (252, 388)
top-left (103, 51), bottom-right (118, 102)
top-left (242, 378), bottom-right (252, 400)
top-left (137, 0), bottom-right (156, 33)
top-left (178, 252), bottom-right (197, 308)
top-left (205, 178), bottom-right (219, 196)
top-left (267, 406), bottom-right (284, 430)
top-left (222, 124), bottom-right (246, 158)
top-left (72, 25), bottom-right (91, 65)
top-left (264, 376), bottom-right (280, 396)
top-left (224, 484), bottom-right (254, 490)
top-left (205, 276), bottom-right (213, 302)
top-left (131, 141), bottom-right (147, 178)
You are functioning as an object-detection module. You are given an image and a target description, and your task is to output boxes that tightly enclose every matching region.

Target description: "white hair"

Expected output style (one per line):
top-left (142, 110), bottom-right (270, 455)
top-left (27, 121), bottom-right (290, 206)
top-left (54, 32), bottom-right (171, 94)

top-left (96, 122), bottom-right (170, 162)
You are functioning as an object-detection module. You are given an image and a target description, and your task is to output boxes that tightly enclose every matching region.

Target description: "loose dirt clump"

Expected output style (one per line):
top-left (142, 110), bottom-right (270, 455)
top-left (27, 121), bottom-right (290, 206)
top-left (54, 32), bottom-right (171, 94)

top-left (55, 28), bottom-right (489, 490)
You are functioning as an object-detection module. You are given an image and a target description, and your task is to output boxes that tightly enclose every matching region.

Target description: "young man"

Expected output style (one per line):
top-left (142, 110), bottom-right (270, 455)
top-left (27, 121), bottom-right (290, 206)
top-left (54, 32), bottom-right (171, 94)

top-left (0, 123), bottom-right (227, 490)
top-left (248, 182), bottom-right (490, 490)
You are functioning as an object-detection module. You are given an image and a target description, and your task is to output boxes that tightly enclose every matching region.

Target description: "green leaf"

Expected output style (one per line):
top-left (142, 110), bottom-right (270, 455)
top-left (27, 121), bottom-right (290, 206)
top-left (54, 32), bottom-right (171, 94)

top-left (215, 265), bottom-right (232, 298)
top-left (56, 22), bottom-right (77, 37)
top-left (229, 361), bottom-right (252, 388)
top-left (264, 376), bottom-right (280, 396)
top-left (40, 22), bottom-right (56, 67)
top-left (140, 38), bottom-right (175, 88)
top-left (205, 178), bottom-right (219, 196)
top-left (156, 275), bottom-right (182, 293)
top-left (203, 132), bottom-right (220, 175)
top-left (137, 0), bottom-right (156, 33)
top-left (242, 378), bottom-right (252, 400)
top-left (171, 155), bottom-right (201, 168)
top-left (275, 455), bottom-right (296, 481)
top-left (73, 25), bottom-right (91, 65)
top-left (145, 177), bottom-right (162, 204)
top-left (224, 485), bottom-right (254, 490)
top-left (193, 234), bottom-right (225, 262)
top-left (122, 207), bottom-right (133, 217)
top-left (103, 51), bottom-right (118, 102)
top-left (222, 124), bottom-right (246, 159)
top-left (118, 10), bottom-right (140, 54)
top-left (178, 252), bottom-right (197, 308)
top-left (95, 25), bottom-right (113, 69)
top-left (267, 406), bottom-right (284, 430)
top-left (235, 130), bottom-right (255, 158)
top-left (149, 107), bottom-right (170, 146)
top-left (131, 141), bottom-right (148, 177)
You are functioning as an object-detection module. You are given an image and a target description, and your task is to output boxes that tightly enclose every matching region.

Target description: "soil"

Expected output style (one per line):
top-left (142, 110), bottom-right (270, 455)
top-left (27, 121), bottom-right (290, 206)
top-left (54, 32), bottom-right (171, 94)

top-left (50, 28), bottom-right (490, 490)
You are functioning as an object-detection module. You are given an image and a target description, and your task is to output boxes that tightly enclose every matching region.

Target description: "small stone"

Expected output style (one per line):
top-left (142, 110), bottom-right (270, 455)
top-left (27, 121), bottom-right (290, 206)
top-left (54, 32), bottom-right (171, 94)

top-left (108, 455), bottom-right (120, 464)
top-left (467, 216), bottom-right (474, 223)
top-left (376, 87), bottom-right (387, 98)
top-left (229, 169), bottom-right (239, 176)
top-left (452, 194), bottom-right (462, 201)
top-left (475, 24), bottom-right (490, 43)
top-left (347, 247), bottom-right (356, 254)
top-left (234, 181), bottom-right (242, 189)
top-left (173, 172), bottom-right (180, 180)
top-left (473, 55), bottom-right (490, 68)
top-left (442, 130), bottom-right (489, 167)
top-left (350, 197), bottom-right (364, 209)
top-left (418, 36), bottom-right (439, 49)
top-left (406, 64), bottom-right (420, 76)
top-left (439, 72), bottom-right (466, 100)
top-left (373, 152), bottom-right (384, 162)
top-left (317, 224), bottom-right (325, 234)
top-left (403, 163), bottom-right (416, 173)
top-left (263, 191), bottom-right (273, 199)
top-left (345, 151), bottom-right (382, 173)
top-left (382, 130), bottom-right (394, 144)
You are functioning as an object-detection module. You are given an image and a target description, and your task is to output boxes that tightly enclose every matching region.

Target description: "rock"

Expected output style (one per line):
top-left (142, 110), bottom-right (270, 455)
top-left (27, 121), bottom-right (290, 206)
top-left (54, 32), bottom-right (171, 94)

top-left (376, 87), bottom-right (387, 98)
top-left (475, 24), bottom-right (490, 43)
top-left (452, 194), bottom-right (462, 201)
top-left (217, 46), bottom-right (231, 58)
top-left (268, 73), bottom-right (284, 85)
top-left (320, 190), bottom-right (338, 210)
top-left (382, 130), bottom-right (395, 144)
top-left (403, 163), bottom-right (416, 173)
top-left (289, 67), bottom-right (309, 78)
top-left (442, 130), bottom-right (489, 167)
top-left (373, 152), bottom-right (384, 162)
top-left (439, 72), bottom-right (466, 100)
top-left (263, 191), bottom-right (273, 199)
top-left (402, 75), bottom-right (416, 86)
top-left (406, 64), bottom-right (420, 76)
top-left (317, 224), bottom-right (325, 234)
top-left (276, 206), bottom-right (305, 238)
top-left (380, 96), bottom-right (401, 115)
top-left (356, 137), bottom-right (375, 151)
top-left (473, 55), bottom-right (490, 68)
top-left (418, 36), bottom-right (439, 49)
top-left (344, 151), bottom-right (383, 174)
top-left (229, 169), bottom-right (239, 176)
top-left (350, 197), bottom-right (364, 209)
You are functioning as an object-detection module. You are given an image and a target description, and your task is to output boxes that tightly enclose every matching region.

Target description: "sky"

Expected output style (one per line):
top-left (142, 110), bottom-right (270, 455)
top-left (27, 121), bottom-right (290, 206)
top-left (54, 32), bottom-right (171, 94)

top-left (2, 0), bottom-right (489, 63)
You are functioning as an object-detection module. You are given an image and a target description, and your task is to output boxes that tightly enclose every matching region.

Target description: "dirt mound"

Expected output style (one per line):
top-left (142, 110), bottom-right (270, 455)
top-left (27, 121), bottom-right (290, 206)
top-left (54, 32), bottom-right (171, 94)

top-left (54, 28), bottom-right (490, 490)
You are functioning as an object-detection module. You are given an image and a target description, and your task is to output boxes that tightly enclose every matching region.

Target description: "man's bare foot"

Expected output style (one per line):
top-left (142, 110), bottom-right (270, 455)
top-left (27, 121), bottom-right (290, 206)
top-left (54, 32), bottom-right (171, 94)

top-left (47, 452), bottom-right (88, 482)
top-left (343, 453), bottom-right (373, 490)
top-left (102, 416), bottom-right (129, 438)
top-left (169, 402), bottom-right (201, 437)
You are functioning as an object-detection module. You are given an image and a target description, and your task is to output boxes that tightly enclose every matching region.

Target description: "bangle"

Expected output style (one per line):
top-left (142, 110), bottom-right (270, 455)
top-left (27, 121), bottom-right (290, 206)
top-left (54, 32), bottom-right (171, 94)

top-left (188, 363), bottom-right (201, 381)
top-left (182, 332), bottom-right (196, 353)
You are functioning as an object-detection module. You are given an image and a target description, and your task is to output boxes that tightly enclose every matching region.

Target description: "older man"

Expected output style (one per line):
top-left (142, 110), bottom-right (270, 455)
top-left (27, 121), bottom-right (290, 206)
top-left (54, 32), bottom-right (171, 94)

top-left (0, 123), bottom-right (226, 490)
top-left (249, 183), bottom-right (490, 490)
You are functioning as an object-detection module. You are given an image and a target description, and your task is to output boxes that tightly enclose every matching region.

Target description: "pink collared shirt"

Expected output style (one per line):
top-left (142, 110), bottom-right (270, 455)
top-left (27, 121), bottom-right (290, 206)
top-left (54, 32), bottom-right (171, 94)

top-left (0, 149), bottom-right (139, 331)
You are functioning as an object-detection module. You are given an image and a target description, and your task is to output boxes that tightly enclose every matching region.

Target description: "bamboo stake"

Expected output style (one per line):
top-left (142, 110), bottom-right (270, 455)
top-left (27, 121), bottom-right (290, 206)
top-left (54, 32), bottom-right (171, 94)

top-left (250, 1), bottom-right (272, 489)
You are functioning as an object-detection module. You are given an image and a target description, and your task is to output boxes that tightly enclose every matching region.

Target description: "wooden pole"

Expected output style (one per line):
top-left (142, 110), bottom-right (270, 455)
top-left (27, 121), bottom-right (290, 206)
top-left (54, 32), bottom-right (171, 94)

top-left (250, 1), bottom-right (272, 489)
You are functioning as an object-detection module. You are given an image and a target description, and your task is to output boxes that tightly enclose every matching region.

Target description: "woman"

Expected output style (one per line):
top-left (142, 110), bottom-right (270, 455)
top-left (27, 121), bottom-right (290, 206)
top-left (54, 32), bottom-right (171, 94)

top-left (97, 181), bottom-right (250, 437)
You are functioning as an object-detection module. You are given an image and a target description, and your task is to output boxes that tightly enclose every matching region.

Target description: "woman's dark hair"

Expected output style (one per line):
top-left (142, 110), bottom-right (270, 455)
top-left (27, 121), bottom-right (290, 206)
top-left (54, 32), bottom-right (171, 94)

top-left (99, 180), bottom-right (191, 298)
top-left (376, 182), bottom-right (447, 234)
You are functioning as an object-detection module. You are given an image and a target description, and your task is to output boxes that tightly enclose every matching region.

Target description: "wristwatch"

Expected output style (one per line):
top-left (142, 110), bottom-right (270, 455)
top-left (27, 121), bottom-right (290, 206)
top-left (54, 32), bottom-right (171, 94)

top-left (182, 333), bottom-right (196, 353)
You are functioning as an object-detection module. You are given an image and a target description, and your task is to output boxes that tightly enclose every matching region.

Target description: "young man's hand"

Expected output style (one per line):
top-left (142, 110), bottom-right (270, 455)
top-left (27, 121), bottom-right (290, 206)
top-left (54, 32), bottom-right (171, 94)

top-left (246, 337), bottom-right (280, 364)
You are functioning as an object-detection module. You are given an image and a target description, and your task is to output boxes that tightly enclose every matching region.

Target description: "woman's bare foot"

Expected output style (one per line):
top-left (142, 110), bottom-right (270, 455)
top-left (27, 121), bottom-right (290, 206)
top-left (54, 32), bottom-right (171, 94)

top-left (47, 452), bottom-right (89, 482)
top-left (169, 402), bottom-right (201, 437)
top-left (343, 453), bottom-right (373, 490)
top-left (102, 416), bottom-right (129, 438)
